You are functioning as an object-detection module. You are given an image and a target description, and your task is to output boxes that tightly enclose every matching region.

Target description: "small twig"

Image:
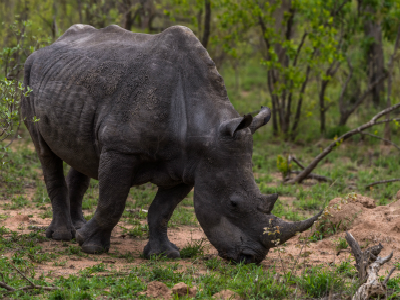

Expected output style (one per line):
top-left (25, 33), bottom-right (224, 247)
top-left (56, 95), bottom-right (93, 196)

top-left (336, 249), bottom-right (351, 256)
top-left (365, 179), bottom-right (400, 189)
top-left (359, 132), bottom-right (400, 151)
top-left (10, 262), bottom-right (35, 286)
top-left (0, 263), bottom-right (60, 294)
top-left (383, 266), bottom-right (396, 285)
top-left (291, 156), bottom-right (305, 169)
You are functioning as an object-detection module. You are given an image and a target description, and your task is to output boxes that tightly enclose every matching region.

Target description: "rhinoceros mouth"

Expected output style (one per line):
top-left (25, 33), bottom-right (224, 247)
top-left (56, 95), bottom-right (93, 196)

top-left (220, 248), bottom-right (267, 265)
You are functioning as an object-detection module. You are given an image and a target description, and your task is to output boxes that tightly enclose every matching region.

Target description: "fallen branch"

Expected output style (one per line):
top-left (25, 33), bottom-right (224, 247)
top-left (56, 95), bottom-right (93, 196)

top-left (365, 179), bottom-right (400, 189)
top-left (0, 263), bottom-right (60, 293)
top-left (359, 132), bottom-right (400, 151)
top-left (285, 155), bottom-right (331, 183)
top-left (291, 156), bottom-right (305, 169)
top-left (285, 102), bottom-right (400, 184)
top-left (344, 232), bottom-right (395, 300)
top-left (287, 170), bottom-right (331, 182)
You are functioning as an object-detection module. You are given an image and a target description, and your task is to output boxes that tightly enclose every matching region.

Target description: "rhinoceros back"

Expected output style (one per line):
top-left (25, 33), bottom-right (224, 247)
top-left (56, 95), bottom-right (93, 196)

top-left (22, 25), bottom-right (234, 179)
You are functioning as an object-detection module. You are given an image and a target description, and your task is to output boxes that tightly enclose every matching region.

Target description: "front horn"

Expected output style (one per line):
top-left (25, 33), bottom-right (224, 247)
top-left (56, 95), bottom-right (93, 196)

top-left (262, 210), bottom-right (323, 248)
top-left (249, 106), bottom-right (271, 134)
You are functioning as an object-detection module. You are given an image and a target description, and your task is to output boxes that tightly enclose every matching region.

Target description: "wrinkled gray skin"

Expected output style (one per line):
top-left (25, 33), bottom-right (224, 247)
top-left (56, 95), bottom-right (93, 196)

top-left (22, 25), bottom-right (321, 264)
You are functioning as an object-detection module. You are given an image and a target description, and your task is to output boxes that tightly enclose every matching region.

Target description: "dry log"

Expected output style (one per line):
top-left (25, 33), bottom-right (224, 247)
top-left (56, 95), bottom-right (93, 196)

top-left (289, 170), bottom-right (331, 182)
top-left (344, 232), bottom-right (395, 300)
top-left (284, 155), bottom-right (332, 182)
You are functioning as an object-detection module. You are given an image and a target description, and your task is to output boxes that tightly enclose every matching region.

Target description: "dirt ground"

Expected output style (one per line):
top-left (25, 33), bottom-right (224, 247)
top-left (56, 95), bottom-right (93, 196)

top-left (1, 188), bottom-right (400, 280)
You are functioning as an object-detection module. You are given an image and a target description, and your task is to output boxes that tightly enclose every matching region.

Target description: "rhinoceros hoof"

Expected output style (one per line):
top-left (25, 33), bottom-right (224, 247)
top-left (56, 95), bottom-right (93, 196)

top-left (72, 218), bottom-right (87, 230)
top-left (76, 225), bottom-right (110, 254)
top-left (46, 225), bottom-right (75, 240)
top-left (143, 240), bottom-right (180, 259)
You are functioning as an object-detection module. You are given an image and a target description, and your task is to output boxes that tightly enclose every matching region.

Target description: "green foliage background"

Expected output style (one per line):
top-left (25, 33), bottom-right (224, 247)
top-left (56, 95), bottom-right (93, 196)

top-left (1, 0), bottom-right (400, 143)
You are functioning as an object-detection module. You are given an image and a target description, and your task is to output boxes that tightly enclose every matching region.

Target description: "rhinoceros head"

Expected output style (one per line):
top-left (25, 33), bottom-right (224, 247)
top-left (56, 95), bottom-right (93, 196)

top-left (193, 107), bottom-right (321, 264)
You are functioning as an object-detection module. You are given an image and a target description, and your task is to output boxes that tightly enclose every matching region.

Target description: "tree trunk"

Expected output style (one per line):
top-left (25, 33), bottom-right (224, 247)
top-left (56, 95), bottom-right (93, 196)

top-left (197, 8), bottom-right (203, 37)
top-left (339, 110), bottom-right (351, 126)
top-left (271, 96), bottom-right (279, 136)
top-left (319, 80), bottom-right (328, 135)
top-left (124, 6), bottom-right (134, 30)
top-left (201, 0), bottom-right (211, 49)
top-left (363, 3), bottom-right (385, 108)
top-left (77, 0), bottom-right (83, 24)
top-left (52, 0), bottom-right (57, 39)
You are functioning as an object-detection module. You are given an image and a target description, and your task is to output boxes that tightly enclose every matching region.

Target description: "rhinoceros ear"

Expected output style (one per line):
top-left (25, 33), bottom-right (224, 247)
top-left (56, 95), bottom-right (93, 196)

top-left (219, 114), bottom-right (253, 137)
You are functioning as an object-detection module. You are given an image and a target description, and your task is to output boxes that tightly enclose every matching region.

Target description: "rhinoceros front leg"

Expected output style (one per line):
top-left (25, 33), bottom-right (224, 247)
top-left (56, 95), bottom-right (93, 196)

top-left (76, 152), bottom-right (134, 254)
top-left (144, 183), bottom-right (193, 258)
top-left (66, 167), bottom-right (90, 230)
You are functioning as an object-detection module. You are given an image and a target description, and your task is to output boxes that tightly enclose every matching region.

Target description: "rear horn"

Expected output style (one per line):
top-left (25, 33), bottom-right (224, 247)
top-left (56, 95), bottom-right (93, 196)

top-left (249, 106), bottom-right (271, 134)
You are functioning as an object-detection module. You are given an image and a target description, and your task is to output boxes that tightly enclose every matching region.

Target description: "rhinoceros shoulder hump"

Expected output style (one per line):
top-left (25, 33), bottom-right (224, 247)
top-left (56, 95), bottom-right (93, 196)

top-left (56, 24), bottom-right (97, 43)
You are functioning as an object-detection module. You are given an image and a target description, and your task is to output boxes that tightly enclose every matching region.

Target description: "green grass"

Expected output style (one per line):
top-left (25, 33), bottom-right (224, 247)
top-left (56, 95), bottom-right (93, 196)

top-left (179, 238), bottom-right (206, 258)
top-left (296, 266), bottom-right (347, 298)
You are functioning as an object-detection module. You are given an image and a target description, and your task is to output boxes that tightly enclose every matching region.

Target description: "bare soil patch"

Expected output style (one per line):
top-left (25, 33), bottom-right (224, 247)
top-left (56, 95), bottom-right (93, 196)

top-left (263, 194), bottom-right (400, 277)
top-left (1, 187), bottom-right (399, 280)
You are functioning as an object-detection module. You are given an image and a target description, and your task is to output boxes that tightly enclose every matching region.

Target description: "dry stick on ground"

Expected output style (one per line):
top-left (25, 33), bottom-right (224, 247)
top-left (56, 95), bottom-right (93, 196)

top-left (359, 132), bottom-right (400, 151)
top-left (285, 155), bottom-right (332, 183)
top-left (285, 102), bottom-right (400, 184)
top-left (289, 170), bottom-right (331, 182)
top-left (343, 232), bottom-right (396, 300)
top-left (0, 263), bottom-right (60, 293)
top-left (365, 179), bottom-right (400, 189)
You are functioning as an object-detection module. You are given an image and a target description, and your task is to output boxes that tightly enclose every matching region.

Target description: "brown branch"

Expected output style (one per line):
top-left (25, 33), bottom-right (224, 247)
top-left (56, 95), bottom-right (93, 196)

top-left (291, 156), bottom-right (305, 169)
top-left (346, 72), bottom-right (388, 117)
top-left (359, 132), bottom-right (400, 151)
top-left (10, 263), bottom-right (35, 286)
top-left (291, 58), bottom-right (314, 137)
top-left (365, 179), bottom-right (400, 189)
top-left (201, 0), bottom-right (211, 48)
top-left (258, 17), bottom-right (271, 56)
top-left (0, 280), bottom-right (15, 291)
top-left (383, 266), bottom-right (396, 285)
top-left (293, 32), bottom-right (308, 67)
top-left (288, 171), bottom-right (331, 182)
top-left (331, 0), bottom-right (351, 17)
top-left (338, 56), bottom-right (353, 110)
top-left (0, 263), bottom-right (60, 293)
top-left (285, 103), bottom-right (400, 184)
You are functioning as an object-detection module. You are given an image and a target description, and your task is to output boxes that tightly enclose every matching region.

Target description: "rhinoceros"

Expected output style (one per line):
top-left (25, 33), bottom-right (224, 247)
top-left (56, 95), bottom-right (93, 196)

top-left (22, 24), bottom-right (320, 264)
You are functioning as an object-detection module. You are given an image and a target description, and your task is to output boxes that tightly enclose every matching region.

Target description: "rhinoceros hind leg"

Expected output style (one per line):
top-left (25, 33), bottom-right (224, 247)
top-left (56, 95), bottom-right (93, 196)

top-left (39, 147), bottom-right (75, 240)
top-left (76, 218), bottom-right (111, 254)
top-left (76, 152), bottom-right (134, 254)
top-left (67, 167), bottom-right (90, 229)
top-left (143, 183), bottom-right (193, 259)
